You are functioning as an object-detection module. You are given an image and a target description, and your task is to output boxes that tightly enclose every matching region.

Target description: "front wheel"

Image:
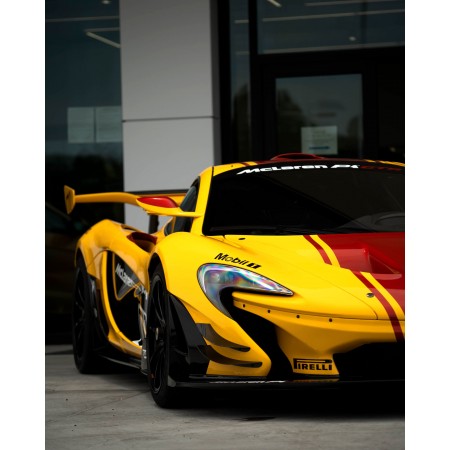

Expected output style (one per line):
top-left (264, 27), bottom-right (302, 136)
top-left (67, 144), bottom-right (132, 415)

top-left (146, 265), bottom-right (182, 408)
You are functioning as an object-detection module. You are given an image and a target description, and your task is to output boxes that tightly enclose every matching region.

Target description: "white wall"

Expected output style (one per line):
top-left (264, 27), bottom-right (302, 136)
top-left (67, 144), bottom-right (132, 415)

top-left (119, 0), bottom-right (220, 230)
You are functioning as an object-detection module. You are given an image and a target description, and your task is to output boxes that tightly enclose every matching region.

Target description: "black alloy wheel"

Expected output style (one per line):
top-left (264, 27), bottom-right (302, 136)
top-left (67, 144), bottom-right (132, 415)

top-left (147, 265), bottom-right (180, 408)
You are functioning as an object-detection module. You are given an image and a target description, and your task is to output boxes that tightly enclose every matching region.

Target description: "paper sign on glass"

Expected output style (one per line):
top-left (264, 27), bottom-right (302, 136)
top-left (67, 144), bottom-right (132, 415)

top-left (301, 126), bottom-right (338, 155)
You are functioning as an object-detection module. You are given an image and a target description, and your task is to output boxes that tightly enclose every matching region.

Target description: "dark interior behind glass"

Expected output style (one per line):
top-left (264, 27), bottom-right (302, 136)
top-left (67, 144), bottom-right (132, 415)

top-left (203, 164), bottom-right (404, 235)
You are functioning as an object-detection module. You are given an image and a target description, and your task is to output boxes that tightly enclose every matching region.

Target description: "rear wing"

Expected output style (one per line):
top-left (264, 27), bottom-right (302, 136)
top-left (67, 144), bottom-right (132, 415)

top-left (63, 185), bottom-right (200, 218)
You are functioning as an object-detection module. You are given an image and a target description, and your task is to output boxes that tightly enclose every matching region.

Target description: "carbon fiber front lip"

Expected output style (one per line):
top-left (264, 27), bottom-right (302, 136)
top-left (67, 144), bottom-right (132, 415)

top-left (169, 376), bottom-right (404, 389)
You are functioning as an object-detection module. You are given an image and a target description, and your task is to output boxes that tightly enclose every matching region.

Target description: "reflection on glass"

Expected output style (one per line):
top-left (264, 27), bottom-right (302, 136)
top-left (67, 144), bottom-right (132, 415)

top-left (46, 1), bottom-right (124, 226)
top-left (276, 74), bottom-right (363, 157)
top-left (258, 0), bottom-right (405, 54)
top-left (230, 0), bottom-right (252, 162)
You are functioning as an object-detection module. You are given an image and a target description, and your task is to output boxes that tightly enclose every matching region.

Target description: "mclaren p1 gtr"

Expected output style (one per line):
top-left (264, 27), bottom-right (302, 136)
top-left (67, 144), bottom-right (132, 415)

top-left (64, 153), bottom-right (405, 408)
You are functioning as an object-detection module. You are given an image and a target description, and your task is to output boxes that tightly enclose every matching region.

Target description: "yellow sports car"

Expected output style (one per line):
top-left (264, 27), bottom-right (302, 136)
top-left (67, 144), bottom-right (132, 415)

top-left (64, 153), bottom-right (405, 408)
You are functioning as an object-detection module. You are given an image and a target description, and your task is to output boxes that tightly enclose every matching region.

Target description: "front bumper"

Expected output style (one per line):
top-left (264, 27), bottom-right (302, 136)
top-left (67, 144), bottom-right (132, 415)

top-left (170, 290), bottom-right (405, 382)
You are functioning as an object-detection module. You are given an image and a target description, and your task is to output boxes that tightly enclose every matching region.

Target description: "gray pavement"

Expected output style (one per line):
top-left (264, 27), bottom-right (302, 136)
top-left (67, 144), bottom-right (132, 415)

top-left (46, 345), bottom-right (405, 450)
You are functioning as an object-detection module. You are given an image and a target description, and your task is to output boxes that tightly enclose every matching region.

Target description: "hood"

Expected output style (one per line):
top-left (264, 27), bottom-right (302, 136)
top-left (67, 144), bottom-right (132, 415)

top-left (218, 232), bottom-right (405, 322)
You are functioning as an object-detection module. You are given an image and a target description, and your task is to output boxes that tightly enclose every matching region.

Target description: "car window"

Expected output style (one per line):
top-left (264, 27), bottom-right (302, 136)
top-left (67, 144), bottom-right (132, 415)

top-left (171, 179), bottom-right (199, 234)
top-left (203, 163), bottom-right (404, 235)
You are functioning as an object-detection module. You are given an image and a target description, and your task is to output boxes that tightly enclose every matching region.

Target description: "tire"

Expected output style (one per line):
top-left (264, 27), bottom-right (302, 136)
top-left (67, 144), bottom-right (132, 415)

top-left (72, 255), bottom-right (105, 373)
top-left (146, 265), bottom-right (181, 408)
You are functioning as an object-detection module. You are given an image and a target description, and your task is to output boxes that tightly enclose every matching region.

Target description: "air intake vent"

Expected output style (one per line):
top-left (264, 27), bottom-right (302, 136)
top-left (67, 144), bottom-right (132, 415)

top-left (334, 342), bottom-right (405, 381)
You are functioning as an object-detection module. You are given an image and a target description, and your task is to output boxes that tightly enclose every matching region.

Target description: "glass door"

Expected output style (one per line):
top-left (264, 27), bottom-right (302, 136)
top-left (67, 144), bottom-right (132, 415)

top-left (256, 47), bottom-right (403, 162)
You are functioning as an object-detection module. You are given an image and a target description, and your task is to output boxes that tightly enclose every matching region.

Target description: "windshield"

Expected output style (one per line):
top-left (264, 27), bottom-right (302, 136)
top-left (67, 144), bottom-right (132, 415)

top-left (203, 162), bottom-right (404, 236)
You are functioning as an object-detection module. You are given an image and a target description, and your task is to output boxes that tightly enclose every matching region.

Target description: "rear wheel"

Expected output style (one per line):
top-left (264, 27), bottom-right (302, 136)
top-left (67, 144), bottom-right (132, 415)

top-left (72, 255), bottom-right (105, 373)
top-left (147, 265), bottom-right (181, 408)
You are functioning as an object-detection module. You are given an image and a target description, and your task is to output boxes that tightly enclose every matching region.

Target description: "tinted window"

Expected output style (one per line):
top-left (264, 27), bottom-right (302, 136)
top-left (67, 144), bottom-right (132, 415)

top-left (203, 163), bottom-right (404, 235)
top-left (172, 180), bottom-right (199, 233)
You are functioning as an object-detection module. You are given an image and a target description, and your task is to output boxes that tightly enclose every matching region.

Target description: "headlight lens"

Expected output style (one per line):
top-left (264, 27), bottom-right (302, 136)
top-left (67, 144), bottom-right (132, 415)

top-left (197, 264), bottom-right (292, 317)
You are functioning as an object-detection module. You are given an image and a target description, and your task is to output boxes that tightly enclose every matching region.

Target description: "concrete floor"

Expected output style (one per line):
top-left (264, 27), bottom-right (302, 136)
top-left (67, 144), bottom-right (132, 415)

top-left (45, 344), bottom-right (405, 450)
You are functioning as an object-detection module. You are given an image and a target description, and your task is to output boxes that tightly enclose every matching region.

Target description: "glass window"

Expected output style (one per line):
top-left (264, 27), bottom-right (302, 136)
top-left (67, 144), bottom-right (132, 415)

top-left (203, 162), bottom-right (404, 235)
top-left (46, 0), bottom-right (123, 226)
top-left (257, 0), bottom-right (405, 54)
top-left (229, 0), bottom-right (252, 161)
top-left (172, 180), bottom-right (199, 233)
top-left (276, 74), bottom-right (363, 157)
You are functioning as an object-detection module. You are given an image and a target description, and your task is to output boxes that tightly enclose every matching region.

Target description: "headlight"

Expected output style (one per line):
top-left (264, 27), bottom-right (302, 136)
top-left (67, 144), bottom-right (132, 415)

top-left (197, 264), bottom-right (292, 318)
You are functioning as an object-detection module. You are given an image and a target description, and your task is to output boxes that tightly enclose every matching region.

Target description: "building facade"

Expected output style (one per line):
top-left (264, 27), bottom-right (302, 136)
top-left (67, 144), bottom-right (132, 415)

top-left (46, 0), bottom-right (404, 228)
